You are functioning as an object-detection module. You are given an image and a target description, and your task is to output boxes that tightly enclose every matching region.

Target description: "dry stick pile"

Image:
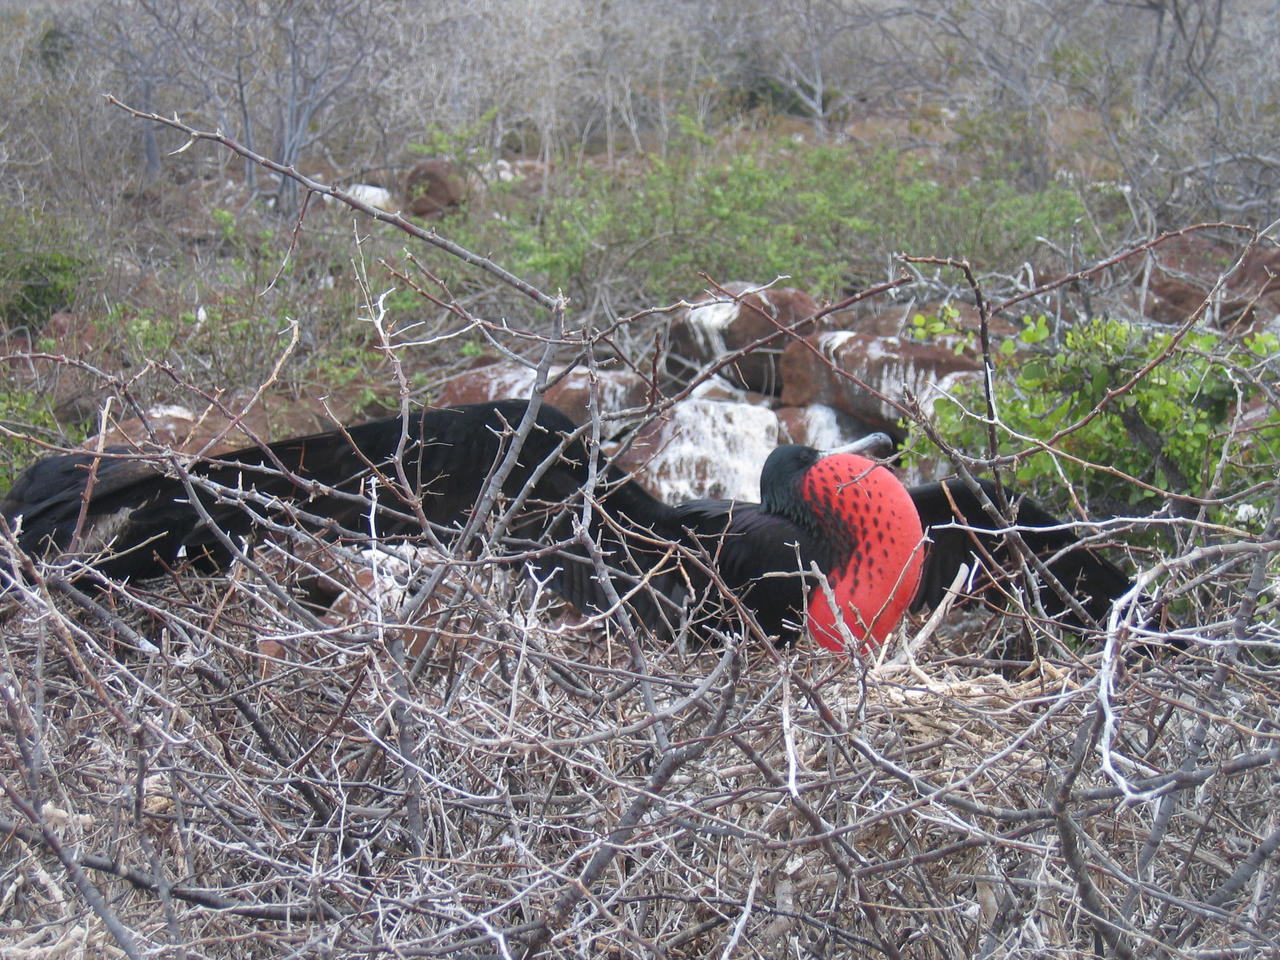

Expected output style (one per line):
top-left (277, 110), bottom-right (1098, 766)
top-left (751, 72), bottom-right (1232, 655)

top-left (0, 510), bottom-right (1277, 959)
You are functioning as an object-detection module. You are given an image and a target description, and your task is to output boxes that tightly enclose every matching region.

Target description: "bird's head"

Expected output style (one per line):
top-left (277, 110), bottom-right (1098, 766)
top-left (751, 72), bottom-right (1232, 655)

top-left (760, 432), bottom-right (923, 654)
top-left (760, 432), bottom-right (894, 518)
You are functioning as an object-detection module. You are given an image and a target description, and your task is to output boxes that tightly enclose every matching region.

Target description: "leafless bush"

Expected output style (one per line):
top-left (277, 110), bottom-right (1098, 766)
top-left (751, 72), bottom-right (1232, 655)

top-left (2, 453), bottom-right (1277, 958)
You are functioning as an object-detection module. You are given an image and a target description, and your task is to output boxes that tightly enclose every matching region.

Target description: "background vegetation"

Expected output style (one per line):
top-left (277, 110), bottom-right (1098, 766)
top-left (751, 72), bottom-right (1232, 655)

top-left (1, 0), bottom-right (1276, 472)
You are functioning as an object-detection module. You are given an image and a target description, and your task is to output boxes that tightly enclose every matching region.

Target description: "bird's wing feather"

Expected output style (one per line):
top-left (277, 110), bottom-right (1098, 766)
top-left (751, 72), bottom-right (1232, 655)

top-left (2, 401), bottom-right (689, 633)
top-left (4, 400), bottom-right (1136, 642)
top-left (908, 478), bottom-right (1131, 624)
top-left (7, 403), bottom-right (596, 563)
top-left (673, 499), bottom-right (818, 640)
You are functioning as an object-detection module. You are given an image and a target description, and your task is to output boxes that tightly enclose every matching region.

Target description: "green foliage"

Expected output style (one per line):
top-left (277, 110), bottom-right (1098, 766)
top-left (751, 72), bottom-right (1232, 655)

top-left (0, 387), bottom-right (78, 491)
top-left (108, 305), bottom-right (182, 359)
top-left (210, 206), bottom-right (237, 238)
top-left (997, 314), bottom-right (1052, 356)
top-left (926, 317), bottom-right (1280, 521)
top-left (440, 143), bottom-right (1090, 309)
top-left (911, 305), bottom-right (960, 340)
top-left (0, 206), bottom-right (87, 330)
top-left (674, 112), bottom-right (717, 147)
top-left (410, 107), bottom-right (501, 163)
top-left (911, 304), bottom-right (975, 355)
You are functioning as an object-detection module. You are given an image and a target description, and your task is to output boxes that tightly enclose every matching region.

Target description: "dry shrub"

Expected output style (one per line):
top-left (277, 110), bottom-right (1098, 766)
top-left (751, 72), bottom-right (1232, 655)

top-left (0, 522), bottom-right (1276, 959)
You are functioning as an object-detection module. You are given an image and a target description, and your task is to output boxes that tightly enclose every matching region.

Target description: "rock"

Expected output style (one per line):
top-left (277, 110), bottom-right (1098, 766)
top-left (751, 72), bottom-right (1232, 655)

top-left (1142, 235), bottom-right (1280, 329)
top-left (827, 299), bottom-right (1018, 341)
top-left (824, 304), bottom-right (911, 339)
top-left (780, 332), bottom-right (981, 439)
top-left (543, 368), bottom-right (651, 422)
top-left (684, 377), bottom-right (773, 407)
top-left (1230, 245), bottom-right (1280, 329)
top-left (669, 283), bottom-right (820, 394)
top-left (404, 159), bottom-right (465, 219)
top-left (434, 362), bottom-right (651, 422)
top-left (85, 404), bottom-right (255, 455)
top-left (80, 387), bottom-right (392, 458)
top-left (434, 362), bottom-right (537, 408)
top-left (39, 311), bottom-right (103, 352)
top-left (613, 399), bottom-right (780, 502)
top-left (775, 404), bottom-right (875, 448)
top-left (344, 184), bottom-right (396, 212)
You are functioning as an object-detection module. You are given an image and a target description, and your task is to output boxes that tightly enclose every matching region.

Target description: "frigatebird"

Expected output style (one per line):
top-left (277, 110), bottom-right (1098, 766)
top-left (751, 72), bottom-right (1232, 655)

top-left (0, 399), bottom-right (1130, 650)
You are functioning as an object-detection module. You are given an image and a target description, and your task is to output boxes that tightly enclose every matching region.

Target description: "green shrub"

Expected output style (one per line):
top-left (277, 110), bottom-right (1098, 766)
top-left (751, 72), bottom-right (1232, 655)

top-left (0, 206), bottom-right (86, 331)
top-left (437, 142), bottom-right (1092, 313)
top-left (0, 387), bottom-right (80, 491)
top-left (923, 316), bottom-right (1280, 524)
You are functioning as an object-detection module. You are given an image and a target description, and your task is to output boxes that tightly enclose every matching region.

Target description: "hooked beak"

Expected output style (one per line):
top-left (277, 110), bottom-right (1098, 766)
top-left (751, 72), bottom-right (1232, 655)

top-left (824, 432), bottom-right (895, 460)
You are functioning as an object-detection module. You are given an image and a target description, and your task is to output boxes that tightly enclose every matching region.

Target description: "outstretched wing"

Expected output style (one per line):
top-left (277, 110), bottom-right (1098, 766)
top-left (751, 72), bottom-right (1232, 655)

top-left (3, 401), bottom-right (671, 587)
top-left (909, 478), bottom-right (1131, 625)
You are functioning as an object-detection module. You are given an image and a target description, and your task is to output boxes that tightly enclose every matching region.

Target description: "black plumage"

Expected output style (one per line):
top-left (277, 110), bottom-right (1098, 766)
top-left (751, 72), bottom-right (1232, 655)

top-left (1, 399), bottom-right (1131, 643)
top-left (908, 479), bottom-right (1132, 628)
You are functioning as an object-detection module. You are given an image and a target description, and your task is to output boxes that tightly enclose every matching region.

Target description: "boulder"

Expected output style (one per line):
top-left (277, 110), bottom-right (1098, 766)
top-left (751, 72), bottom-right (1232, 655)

top-left (85, 404), bottom-right (259, 456)
top-left (827, 299), bottom-right (1018, 341)
top-left (613, 399), bottom-right (780, 503)
top-left (404, 159), bottom-right (465, 219)
top-left (668, 283), bottom-right (820, 394)
top-left (80, 386), bottom-right (392, 458)
top-left (433, 362), bottom-right (538, 408)
top-left (344, 184), bottom-right (396, 212)
top-left (780, 332), bottom-right (981, 439)
top-left (775, 404), bottom-right (876, 448)
top-left (434, 363), bottom-right (650, 422)
top-left (1142, 235), bottom-right (1280, 329)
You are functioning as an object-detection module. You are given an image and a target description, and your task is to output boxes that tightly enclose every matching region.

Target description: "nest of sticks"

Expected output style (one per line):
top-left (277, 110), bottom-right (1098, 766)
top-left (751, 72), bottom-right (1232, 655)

top-left (0, 531), bottom-right (1277, 960)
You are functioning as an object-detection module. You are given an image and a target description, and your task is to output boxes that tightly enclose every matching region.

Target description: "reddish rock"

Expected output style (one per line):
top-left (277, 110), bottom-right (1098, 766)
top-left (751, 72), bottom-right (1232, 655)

top-left (826, 300), bottom-right (1018, 341)
top-left (544, 368), bottom-right (652, 422)
top-left (1232, 245), bottom-right (1280, 312)
top-left (1142, 235), bottom-right (1280, 329)
top-left (40, 312), bottom-right (105, 353)
top-left (434, 363), bottom-right (651, 422)
top-left (613, 399), bottom-right (780, 502)
top-left (682, 378), bottom-right (774, 407)
top-left (84, 404), bottom-right (272, 456)
top-left (434, 362), bottom-right (537, 408)
top-left (682, 379), bottom-right (743, 403)
top-left (824, 304), bottom-right (910, 339)
top-left (79, 385), bottom-right (392, 458)
top-left (776, 404), bottom-right (876, 448)
top-left (780, 332), bottom-right (981, 438)
top-left (404, 159), bottom-right (465, 219)
top-left (669, 282), bottom-right (821, 394)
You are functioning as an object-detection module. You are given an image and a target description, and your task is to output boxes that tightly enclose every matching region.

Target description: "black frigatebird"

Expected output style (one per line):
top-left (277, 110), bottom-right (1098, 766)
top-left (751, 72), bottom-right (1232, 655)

top-left (0, 399), bottom-right (1130, 650)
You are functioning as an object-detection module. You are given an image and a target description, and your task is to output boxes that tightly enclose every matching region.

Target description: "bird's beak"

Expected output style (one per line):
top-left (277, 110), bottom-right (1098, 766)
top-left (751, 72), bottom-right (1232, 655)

top-left (824, 432), bottom-right (894, 460)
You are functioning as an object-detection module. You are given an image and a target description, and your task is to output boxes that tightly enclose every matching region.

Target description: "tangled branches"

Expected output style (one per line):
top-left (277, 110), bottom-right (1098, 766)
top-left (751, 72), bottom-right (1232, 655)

top-left (0, 528), bottom-right (1278, 958)
top-left (1, 106), bottom-right (1278, 959)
